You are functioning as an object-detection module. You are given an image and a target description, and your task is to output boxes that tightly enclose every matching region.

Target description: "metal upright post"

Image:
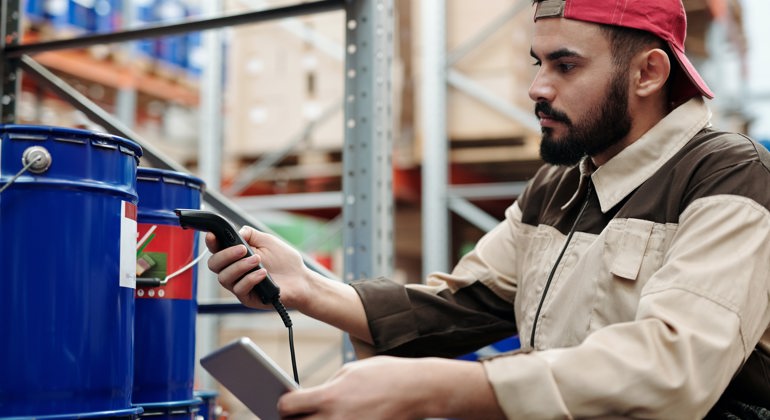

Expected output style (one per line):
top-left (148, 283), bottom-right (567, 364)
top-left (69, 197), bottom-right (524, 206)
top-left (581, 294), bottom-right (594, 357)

top-left (342, 0), bottom-right (395, 282)
top-left (115, 0), bottom-right (137, 127)
top-left (1, 0), bottom-right (21, 123)
top-left (341, 0), bottom-right (394, 360)
top-left (196, 0), bottom-right (226, 391)
top-left (421, 0), bottom-right (450, 276)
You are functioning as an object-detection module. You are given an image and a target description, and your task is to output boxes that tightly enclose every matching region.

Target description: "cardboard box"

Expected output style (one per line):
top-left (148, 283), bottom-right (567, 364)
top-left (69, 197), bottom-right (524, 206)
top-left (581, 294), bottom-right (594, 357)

top-left (408, 0), bottom-right (540, 163)
top-left (224, 7), bottom-right (346, 160)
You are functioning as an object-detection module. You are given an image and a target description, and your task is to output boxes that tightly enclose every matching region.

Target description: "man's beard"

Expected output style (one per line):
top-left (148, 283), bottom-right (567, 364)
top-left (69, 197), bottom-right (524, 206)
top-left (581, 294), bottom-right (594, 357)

top-left (536, 71), bottom-right (633, 166)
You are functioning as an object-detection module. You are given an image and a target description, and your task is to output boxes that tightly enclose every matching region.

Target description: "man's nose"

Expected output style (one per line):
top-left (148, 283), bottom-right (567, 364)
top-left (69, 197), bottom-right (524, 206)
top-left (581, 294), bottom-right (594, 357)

top-left (528, 71), bottom-right (555, 103)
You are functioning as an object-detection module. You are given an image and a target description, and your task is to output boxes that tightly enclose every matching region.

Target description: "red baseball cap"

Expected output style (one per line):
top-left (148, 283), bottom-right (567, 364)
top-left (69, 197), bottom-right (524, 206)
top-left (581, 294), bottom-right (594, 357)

top-left (534, 0), bottom-right (715, 102)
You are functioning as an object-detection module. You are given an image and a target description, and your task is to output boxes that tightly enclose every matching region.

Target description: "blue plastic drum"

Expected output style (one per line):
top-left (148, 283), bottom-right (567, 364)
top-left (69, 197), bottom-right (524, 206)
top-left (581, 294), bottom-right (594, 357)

top-left (0, 125), bottom-right (143, 417)
top-left (133, 168), bottom-right (205, 405)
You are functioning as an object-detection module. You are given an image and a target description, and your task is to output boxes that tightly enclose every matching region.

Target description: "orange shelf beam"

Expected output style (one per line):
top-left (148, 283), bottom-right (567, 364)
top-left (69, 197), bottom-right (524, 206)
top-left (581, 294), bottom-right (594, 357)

top-left (32, 49), bottom-right (199, 106)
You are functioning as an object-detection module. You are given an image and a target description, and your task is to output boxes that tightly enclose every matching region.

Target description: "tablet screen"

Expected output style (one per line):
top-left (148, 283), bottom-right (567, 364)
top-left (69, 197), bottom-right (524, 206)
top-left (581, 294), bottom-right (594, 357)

top-left (200, 337), bottom-right (300, 420)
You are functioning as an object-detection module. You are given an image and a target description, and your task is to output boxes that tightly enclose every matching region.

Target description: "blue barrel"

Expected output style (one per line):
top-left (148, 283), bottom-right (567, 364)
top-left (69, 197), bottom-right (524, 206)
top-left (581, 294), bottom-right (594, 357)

top-left (43, 0), bottom-right (72, 30)
top-left (68, 0), bottom-right (94, 32)
top-left (92, 0), bottom-right (120, 33)
top-left (185, 31), bottom-right (203, 79)
top-left (133, 168), bottom-right (205, 405)
top-left (0, 125), bottom-right (143, 417)
top-left (133, 0), bottom-right (159, 60)
top-left (155, 0), bottom-right (189, 72)
top-left (24, 0), bottom-right (47, 24)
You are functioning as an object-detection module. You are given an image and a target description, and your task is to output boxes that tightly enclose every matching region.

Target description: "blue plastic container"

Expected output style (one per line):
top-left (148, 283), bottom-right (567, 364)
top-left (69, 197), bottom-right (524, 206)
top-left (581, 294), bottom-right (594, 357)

top-left (92, 0), bottom-right (120, 33)
top-left (133, 168), bottom-right (205, 404)
top-left (0, 125), bottom-right (143, 417)
top-left (23, 0), bottom-right (47, 24)
top-left (457, 335), bottom-right (521, 361)
top-left (156, 0), bottom-right (189, 73)
top-left (133, 0), bottom-right (160, 60)
top-left (68, 0), bottom-right (94, 32)
top-left (185, 31), bottom-right (203, 78)
top-left (43, 0), bottom-right (71, 29)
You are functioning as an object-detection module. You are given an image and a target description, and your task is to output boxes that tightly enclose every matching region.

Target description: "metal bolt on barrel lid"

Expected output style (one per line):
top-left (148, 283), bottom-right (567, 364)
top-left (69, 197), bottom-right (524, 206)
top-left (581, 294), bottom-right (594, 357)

top-left (22, 146), bottom-right (52, 174)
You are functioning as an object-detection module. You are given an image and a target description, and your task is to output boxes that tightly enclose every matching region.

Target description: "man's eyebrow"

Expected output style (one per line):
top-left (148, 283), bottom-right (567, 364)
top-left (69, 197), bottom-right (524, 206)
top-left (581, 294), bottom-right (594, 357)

top-left (530, 47), bottom-right (583, 61)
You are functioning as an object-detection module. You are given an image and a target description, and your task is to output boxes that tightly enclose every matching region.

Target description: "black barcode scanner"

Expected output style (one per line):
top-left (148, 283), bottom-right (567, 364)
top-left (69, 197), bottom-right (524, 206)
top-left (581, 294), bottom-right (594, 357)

top-left (174, 209), bottom-right (288, 326)
top-left (175, 208), bottom-right (300, 384)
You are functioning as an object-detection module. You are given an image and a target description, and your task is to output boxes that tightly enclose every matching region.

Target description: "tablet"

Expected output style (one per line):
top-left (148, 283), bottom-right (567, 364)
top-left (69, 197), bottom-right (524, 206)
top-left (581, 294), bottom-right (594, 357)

top-left (200, 337), bottom-right (299, 420)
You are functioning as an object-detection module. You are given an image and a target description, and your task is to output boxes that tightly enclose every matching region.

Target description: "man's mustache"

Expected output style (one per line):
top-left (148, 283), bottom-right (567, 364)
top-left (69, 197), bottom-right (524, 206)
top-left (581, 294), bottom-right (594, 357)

top-left (535, 102), bottom-right (571, 125)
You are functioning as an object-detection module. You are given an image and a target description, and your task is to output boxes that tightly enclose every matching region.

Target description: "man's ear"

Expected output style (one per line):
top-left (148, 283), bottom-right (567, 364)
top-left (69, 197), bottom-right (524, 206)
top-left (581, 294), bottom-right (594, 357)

top-left (633, 48), bottom-right (671, 98)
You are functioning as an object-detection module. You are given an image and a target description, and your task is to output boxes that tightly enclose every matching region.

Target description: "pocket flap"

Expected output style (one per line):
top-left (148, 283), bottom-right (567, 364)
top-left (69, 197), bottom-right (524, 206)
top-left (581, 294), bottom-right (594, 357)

top-left (610, 219), bottom-right (654, 281)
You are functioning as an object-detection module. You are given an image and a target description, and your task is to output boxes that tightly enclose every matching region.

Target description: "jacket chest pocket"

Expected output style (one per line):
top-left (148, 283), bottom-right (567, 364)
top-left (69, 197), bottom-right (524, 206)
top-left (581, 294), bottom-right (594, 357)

top-left (608, 218), bottom-right (655, 281)
top-left (596, 218), bottom-right (670, 324)
top-left (514, 226), bottom-right (560, 337)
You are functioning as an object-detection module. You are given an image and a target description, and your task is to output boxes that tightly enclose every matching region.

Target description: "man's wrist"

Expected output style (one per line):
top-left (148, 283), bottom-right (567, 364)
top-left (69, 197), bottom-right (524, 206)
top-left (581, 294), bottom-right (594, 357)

top-left (418, 358), bottom-right (506, 420)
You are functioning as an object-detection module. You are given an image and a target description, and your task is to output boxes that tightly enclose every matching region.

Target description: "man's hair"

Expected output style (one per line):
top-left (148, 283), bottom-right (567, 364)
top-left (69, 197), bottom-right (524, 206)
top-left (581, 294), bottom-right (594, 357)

top-left (599, 25), bottom-right (666, 68)
top-left (598, 25), bottom-right (678, 105)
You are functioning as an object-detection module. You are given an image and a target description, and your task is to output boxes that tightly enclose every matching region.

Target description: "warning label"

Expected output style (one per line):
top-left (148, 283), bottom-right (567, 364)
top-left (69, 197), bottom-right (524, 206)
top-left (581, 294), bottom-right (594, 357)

top-left (135, 223), bottom-right (196, 300)
top-left (120, 201), bottom-right (138, 289)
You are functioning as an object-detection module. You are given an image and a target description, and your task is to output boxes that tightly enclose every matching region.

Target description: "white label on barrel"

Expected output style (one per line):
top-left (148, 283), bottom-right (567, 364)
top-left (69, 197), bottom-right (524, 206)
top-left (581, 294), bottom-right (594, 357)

top-left (120, 201), bottom-right (138, 288)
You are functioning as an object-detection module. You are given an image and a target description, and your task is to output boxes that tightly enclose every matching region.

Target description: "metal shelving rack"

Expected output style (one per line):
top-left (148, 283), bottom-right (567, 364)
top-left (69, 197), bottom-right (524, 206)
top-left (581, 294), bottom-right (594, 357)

top-left (1, 0), bottom-right (535, 294)
top-left (0, 0), bottom-right (393, 285)
top-left (419, 0), bottom-right (534, 276)
top-left (1, 0), bottom-right (393, 372)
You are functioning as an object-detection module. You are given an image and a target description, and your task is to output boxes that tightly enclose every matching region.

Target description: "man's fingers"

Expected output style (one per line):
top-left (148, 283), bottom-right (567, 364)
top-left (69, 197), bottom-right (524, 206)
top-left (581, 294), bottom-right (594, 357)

top-left (204, 232), bottom-right (219, 253)
top-left (207, 243), bottom-right (248, 274)
top-left (229, 265), bottom-right (268, 298)
top-left (278, 388), bottom-right (325, 419)
top-left (216, 254), bottom-right (263, 288)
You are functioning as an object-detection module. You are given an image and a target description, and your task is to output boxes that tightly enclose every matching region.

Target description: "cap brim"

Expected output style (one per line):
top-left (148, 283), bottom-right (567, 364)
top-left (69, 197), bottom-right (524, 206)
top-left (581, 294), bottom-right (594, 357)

top-left (669, 42), bottom-right (714, 100)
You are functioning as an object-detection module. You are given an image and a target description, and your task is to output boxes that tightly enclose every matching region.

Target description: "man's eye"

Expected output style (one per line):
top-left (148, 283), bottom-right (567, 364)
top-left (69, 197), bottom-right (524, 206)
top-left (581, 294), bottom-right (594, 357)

top-left (558, 63), bottom-right (575, 72)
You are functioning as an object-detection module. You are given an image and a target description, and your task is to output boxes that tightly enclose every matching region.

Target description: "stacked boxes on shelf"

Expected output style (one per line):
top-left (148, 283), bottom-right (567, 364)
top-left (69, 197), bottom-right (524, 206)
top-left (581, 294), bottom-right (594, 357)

top-left (408, 0), bottom-right (541, 164)
top-left (225, 6), bottom-right (346, 161)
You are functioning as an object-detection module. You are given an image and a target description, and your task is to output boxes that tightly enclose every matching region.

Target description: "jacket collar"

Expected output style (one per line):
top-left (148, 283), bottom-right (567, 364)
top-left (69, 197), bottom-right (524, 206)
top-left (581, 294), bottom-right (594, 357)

top-left (569, 97), bottom-right (712, 213)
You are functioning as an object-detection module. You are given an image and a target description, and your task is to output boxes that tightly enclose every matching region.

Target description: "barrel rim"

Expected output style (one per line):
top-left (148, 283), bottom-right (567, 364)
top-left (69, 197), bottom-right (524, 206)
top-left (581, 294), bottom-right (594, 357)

top-left (0, 124), bottom-right (143, 158)
top-left (133, 397), bottom-right (203, 413)
top-left (137, 167), bottom-right (206, 191)
top-left (5, 406), bottom-right (145, 419)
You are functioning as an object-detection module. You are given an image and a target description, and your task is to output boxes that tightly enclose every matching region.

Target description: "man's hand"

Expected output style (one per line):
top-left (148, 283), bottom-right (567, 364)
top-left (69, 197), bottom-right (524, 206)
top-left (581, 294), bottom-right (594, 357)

top-left (277, 356), bottom-right (506, 420)
top-left (205, 226), bottom-right (310, 310)
top-left (204, 226), bottom-right (374, 343)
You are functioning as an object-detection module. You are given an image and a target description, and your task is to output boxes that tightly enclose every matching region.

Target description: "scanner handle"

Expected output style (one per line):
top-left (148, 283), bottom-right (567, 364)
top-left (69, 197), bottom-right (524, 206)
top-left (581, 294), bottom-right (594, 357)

top-left (174, 209), bottom-right (281, 304)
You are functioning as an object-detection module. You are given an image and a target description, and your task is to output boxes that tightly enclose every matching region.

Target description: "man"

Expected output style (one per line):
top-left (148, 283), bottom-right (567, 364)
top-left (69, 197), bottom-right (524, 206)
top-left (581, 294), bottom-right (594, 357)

top-left (207, 0), bottom-right (770, 418)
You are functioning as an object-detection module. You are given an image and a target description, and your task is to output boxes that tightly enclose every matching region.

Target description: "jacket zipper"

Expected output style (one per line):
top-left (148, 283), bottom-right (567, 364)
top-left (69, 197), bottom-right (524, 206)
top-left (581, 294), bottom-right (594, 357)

top-left (529, 180), bottom-right (593, 348)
